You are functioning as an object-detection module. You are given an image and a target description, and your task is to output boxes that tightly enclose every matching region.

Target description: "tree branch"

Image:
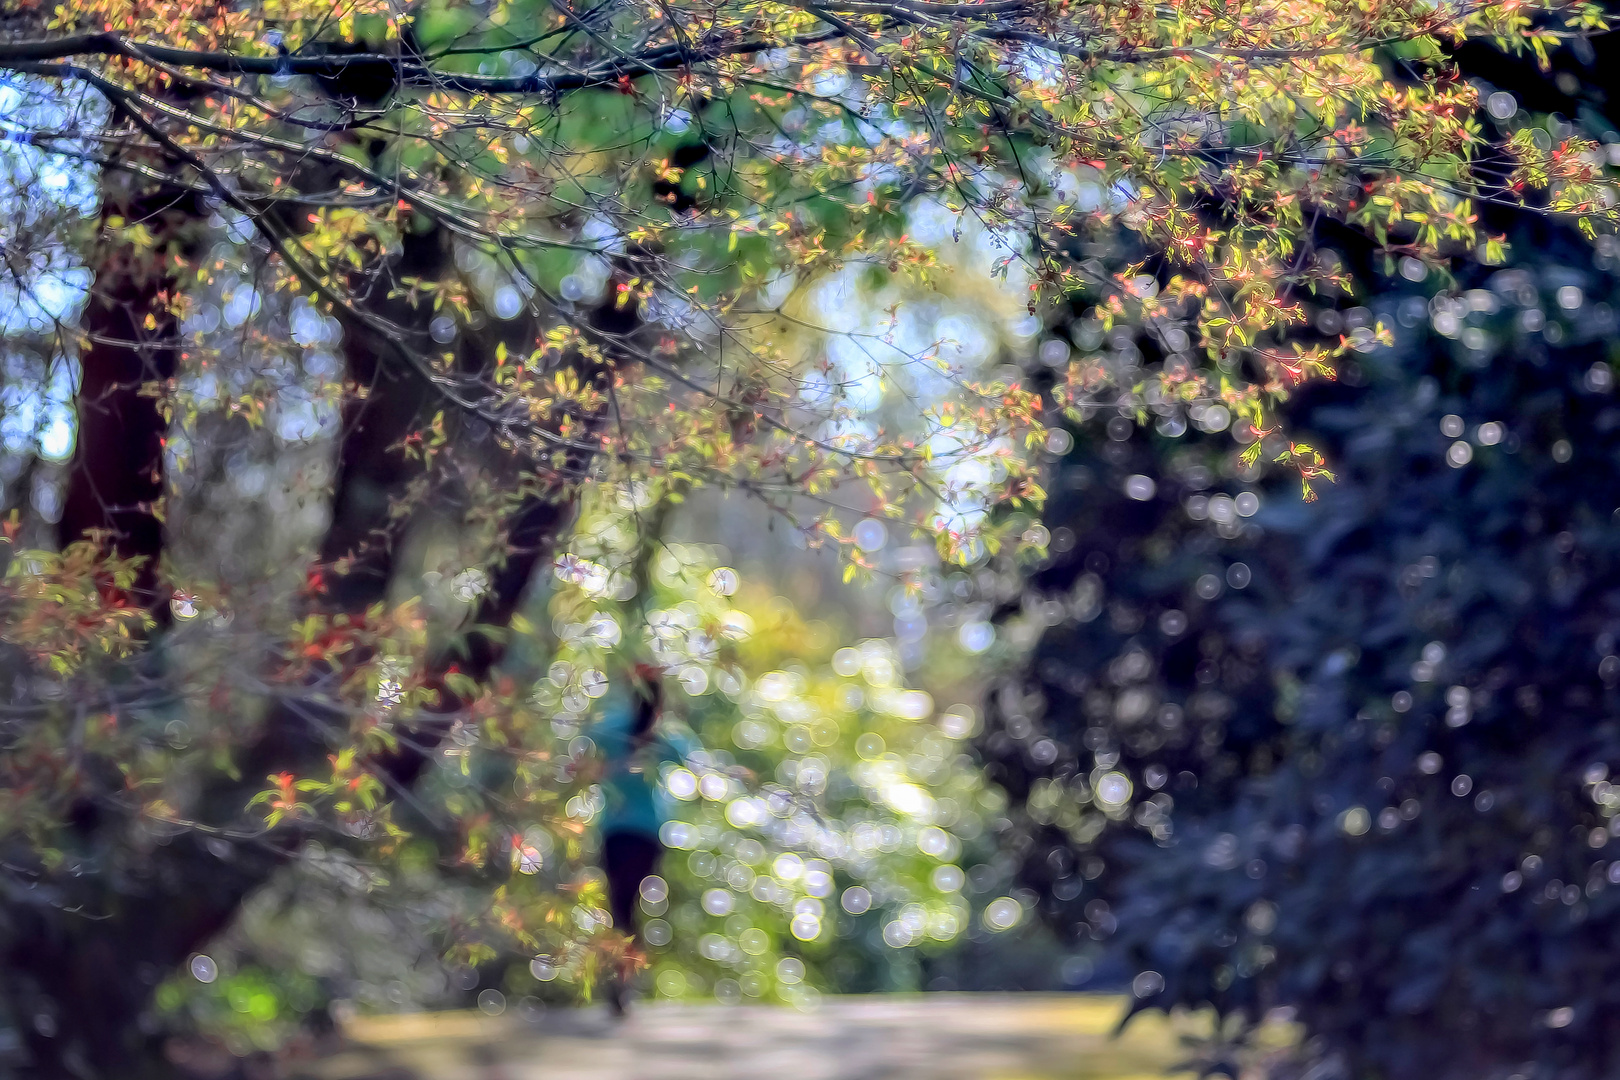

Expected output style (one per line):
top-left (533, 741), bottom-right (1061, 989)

top-left (0, 26), bottom-right (851, 93)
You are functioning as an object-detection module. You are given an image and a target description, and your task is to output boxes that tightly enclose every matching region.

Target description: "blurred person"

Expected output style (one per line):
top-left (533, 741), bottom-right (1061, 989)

top-left (593, 663), bottom-right (692, 1015)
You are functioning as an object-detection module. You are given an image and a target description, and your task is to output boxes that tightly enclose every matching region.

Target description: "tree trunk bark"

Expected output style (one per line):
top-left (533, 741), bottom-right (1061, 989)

top-left (57, 176), bottom-right (196, 616)
top-left (7, 207), bottom-right (617, 1074)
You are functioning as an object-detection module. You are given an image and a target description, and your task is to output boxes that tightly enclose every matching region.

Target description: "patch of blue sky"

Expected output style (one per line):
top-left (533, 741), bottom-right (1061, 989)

top-left (275, 394), bottom-right (340, 445)
top-left (930, 498), bottom-right (989, 542)
top-left (289, 296), bottom-right (341, 348)
top-left (753, 267), bottom-right (796, 311)
top-left (934, 313), bottom-right (993, 368)
top-left (221, 284), bottom-right (263, 328)
top-left (0, 262), bottom-right (93, 336)
top-left (923, 423), bottom-right (981, 466)
top-left (1018, 45), bottom-right (1064, 88)
top-left (580, 215), bottom-right (628, 255)
top-left (921, 426), bottom-right (1017, 546)
top-left (823, 334), bottom-right (885, 414)
top-left (216, 209), bottom-right (254, 246)
top-left (1, 353), bottom-right (79, 460)
top-left (904, 197), bottom-right (960, 249)
top-left (183, 299), bottom-right (223, 337)
top-left (0, 80), bottom-right (101, 219)
top-left (929, 449), bottom-right (1004, 554)
top-left (819, 415), bottom-right (877, 452)
top-left (0, 76), bottom-right (103, 460)
top-left (806, 265), bottom-right (862, 331)
top-left (885, 301), bottom-right (937, 357)
top-left (798, 370), bottom-right (835, 408)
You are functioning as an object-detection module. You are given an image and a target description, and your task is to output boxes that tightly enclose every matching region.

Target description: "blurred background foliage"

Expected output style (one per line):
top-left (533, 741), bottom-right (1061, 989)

top-left (979, 21), bottom-right (1620, 1080)
top-left (148, 484), bottom-right (1083, 1057)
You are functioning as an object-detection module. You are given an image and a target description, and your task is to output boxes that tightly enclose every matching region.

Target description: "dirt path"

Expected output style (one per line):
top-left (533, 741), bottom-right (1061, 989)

top-left (296, 994), bottom-right (1202, 1080)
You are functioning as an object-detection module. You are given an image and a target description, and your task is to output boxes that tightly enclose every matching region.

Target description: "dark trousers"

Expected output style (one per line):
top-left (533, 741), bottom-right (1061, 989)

top-left (601, 832), bottom-right (662, 938)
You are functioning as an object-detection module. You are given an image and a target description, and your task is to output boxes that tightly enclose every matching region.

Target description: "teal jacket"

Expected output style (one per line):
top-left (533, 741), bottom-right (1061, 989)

top-left (592, 692), bottom-right (697, 841)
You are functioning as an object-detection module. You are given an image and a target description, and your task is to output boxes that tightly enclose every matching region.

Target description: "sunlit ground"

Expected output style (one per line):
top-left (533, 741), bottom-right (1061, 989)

top-left (291, 994), bottom-right (1216, 1080)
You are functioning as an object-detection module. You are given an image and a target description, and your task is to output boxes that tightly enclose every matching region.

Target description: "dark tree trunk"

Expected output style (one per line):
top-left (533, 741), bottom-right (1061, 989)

top-left (8, 161), bottom-right (250, 1076)
top-left (5, 827), bottom-right (288, 1077)
top-left (6, 204), bottom-right (623, 1074)
top-left (57, 177), bottom-right (197, 617)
